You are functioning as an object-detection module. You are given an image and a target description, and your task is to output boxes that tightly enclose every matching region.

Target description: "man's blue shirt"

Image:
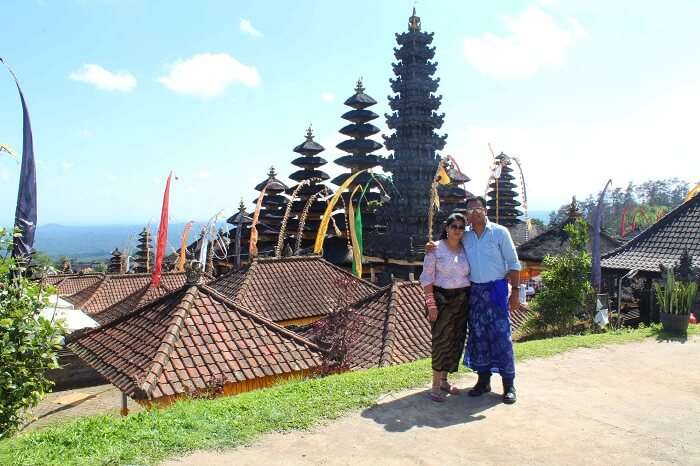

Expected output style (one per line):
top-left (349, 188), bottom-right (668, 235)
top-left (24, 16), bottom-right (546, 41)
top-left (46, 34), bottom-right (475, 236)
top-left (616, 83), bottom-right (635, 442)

top-left (461, 220), bottom-right (521, 284)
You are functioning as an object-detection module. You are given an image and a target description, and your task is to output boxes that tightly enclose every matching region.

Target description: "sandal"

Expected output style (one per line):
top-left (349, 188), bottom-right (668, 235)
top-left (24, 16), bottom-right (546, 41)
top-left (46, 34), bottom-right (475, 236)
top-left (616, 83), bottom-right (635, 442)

top-left (440, 380), bottom-right (460, 395)
top-left (429, 390), bottom-right (447, 402)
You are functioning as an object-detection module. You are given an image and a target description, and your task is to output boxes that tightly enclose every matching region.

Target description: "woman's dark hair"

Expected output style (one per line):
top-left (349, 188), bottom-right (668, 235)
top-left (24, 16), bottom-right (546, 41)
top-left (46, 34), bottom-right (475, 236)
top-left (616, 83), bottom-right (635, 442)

top-left (439, 212), bottom-right (466, 239)
top-left (466, 196), bottom-right (487, 208)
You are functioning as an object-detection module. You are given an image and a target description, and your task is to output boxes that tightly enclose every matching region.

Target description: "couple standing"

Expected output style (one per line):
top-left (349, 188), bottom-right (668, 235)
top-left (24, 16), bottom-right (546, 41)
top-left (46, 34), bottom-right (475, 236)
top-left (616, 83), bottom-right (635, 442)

top-left (419, 196), bottom-right (521, 404)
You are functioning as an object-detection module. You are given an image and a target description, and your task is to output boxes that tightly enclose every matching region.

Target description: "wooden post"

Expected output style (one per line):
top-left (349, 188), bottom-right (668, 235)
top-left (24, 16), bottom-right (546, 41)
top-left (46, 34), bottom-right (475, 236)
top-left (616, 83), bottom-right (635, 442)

top-left (120, 393), bottom-right (128, 416)
top-left (370, 266), bottom-right (376, 283)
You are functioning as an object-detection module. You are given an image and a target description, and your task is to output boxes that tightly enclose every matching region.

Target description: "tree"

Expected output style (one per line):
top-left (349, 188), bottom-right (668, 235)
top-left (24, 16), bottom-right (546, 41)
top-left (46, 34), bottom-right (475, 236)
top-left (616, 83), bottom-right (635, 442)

top-left (528, 219), bottom-right (592, 335)
top-left (307, 277), bottom-right (365, 374)
top-left (0, 228), bottom-right (65, 438)
top-left (93, 262), bottom-right (108, 273)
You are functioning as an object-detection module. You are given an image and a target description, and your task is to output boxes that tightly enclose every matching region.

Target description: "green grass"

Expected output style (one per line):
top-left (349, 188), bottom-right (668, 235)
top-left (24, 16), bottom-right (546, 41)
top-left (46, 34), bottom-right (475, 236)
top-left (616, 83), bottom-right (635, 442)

top-left (1, 325), bottom-right (696, 466)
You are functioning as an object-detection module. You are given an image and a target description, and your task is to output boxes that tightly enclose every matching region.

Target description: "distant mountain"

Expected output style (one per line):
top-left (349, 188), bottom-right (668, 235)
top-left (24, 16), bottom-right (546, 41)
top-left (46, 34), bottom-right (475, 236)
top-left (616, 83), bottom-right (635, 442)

top-left (34, 223), bottom-right (208, 261)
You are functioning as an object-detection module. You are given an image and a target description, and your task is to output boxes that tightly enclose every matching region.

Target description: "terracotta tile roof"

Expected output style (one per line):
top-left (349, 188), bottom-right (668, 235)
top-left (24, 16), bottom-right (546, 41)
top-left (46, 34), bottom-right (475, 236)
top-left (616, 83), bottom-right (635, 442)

top-left (208, 256), bottom-right (379, 322)
top-left (602, 194), bottom-right (700, 272)
top-left (58, 272), bottom-right (189, 325)
top-left (517, 219), bottom-right (621, 262)
top-left (337, 281), bottom-right (432, 369)
top-left (311, 281), bottom-right (533, 369)
top-left (66, 284), bottom-right (323, 401)
top-left (40, 273), bottom-right (106, 297)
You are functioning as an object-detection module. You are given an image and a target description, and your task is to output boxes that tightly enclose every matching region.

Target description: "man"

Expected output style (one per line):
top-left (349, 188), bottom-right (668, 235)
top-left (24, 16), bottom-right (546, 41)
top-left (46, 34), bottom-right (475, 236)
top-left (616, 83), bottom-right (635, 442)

top-left (427, 196), bottom-right (521, 403)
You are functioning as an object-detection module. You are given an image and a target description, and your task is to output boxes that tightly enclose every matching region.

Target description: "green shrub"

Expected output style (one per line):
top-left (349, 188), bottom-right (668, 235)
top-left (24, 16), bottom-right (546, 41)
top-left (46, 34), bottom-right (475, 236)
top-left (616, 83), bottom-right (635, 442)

top-left (0, 228), bottom-right (65, 438)
top-left (528, 218), bottom-right (592, 335)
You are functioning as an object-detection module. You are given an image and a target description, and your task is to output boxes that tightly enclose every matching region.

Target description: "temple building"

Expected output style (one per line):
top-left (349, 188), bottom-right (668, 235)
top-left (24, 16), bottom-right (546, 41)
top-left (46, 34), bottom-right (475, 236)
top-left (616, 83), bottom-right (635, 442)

top-left (602, 192), bottom-right (700, 324)
top-left (252, 167), bottom-right (289, 256)
top-left (487, 152), bottom-right (523, 227)
top-left (108, 248), bottom-right (125, 274)
top-left (226, 199), bottom-right (253, 269)
top-left (133, 228), bottom-right (153, 273)
top-left (365, 8), bottom-right (448, 281)
top-left (66, 268), bottom-right (324, 409)
top-left (517, 198), bottom-right (621, 281)
top-left (208, 255), bottom-right (378, 327)
top-left (333, 79), bottom-right (384, 233)
top-left (286, 127), bottom-right (330, 251)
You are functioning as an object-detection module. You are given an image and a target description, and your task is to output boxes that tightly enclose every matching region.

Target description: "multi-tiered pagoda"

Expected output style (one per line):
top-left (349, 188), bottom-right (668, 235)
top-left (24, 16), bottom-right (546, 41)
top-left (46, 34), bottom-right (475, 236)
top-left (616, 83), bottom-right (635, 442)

top-left (286, 127), bottom-right (329, 249)
top-left (487, 152), bottom-right (523, 227)
top-left (252, 167), bottom-right (288, 256)
top-left (333, 79), bottom-right (384, 235)
top-left (133, 228), bottom-right (153, 273)
top-left (226, 199), bottom-right (252, 268)
top-left (366, 8), bottom-right (447, 280)
top-left (108, 248), bottom-right (124, 274)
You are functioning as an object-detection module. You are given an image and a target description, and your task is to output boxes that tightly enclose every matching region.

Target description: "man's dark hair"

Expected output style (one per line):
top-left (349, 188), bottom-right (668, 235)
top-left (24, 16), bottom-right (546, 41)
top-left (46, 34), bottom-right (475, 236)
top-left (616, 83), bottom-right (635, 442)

top-left (466, 196), bottom-right (487, 208)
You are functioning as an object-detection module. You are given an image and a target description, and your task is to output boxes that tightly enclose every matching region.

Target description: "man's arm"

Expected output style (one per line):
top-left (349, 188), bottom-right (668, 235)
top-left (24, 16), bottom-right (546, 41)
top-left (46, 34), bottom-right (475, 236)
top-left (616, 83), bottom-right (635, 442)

top-left (499, 227), bottom-right (522, 311)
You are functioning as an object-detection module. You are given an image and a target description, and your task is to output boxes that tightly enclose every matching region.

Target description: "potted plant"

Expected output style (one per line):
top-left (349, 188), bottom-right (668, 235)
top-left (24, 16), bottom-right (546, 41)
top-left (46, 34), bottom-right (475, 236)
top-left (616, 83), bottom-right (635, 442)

top-left (655, 266), bottom-right (698, 334)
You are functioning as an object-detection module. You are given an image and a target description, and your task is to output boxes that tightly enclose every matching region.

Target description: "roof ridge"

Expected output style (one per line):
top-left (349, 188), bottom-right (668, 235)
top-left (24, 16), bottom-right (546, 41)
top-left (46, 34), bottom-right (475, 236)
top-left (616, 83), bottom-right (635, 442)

top-left (138, 285), bottom-right (198, 398)
top-left (603, 194), bottom-right (700, 261)
top-left (234, 260), bottom-right (258, 306)
top-left (350, 284), bottom-right (391, 309)
top-left (199, 284), bottom-right (324, 353)
top-left (65, 287), bottom-right (188, 344)
top-left (309, 256), bottom-right (381, 290)
top-left (378, 282), bottom-right (400, 367)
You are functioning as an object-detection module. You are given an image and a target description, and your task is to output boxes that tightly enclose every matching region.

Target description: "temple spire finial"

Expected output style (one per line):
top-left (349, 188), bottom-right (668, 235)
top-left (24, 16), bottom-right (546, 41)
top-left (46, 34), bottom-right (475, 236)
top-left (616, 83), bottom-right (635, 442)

top-left (355, 77), bottom-right (365, 94)
top-left (305, 125), bottom-right (314, 141)
top-left (267, 165), bottom-right (277, 178)
top-left (408, 6), bottom-right (421, 32)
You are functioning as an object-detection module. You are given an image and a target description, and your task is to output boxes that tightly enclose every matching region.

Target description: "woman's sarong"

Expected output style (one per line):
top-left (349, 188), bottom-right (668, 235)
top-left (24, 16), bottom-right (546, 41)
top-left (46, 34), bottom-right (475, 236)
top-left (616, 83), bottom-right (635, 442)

top-left (431, 287), bottom-right (469, 373)
top-left (463, 279), bottom-right (515, 377)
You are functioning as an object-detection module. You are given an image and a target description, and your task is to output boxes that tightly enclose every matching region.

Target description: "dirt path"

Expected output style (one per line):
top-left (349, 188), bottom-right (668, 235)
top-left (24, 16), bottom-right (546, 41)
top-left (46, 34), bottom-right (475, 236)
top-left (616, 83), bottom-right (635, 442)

top-left (164, 337), bottom-right (700, 466)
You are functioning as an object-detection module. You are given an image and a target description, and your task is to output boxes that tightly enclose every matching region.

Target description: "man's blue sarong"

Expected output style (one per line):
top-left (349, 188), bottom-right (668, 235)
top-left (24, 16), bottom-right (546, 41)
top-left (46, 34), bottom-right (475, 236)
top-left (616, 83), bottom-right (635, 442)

top-left (463, 279), bottom-right (515, 377)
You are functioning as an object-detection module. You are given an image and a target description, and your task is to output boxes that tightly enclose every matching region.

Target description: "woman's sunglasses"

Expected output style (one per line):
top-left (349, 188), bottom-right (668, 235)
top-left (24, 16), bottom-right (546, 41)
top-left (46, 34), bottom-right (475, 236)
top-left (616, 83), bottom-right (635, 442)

top-left (448, 224), bottom-right (465, 231)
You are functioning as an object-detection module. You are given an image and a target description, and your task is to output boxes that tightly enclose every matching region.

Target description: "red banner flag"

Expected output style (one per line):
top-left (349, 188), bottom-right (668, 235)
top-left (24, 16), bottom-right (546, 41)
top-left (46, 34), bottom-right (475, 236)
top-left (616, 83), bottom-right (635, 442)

top-left (152, 172), bottom-right (172, 287)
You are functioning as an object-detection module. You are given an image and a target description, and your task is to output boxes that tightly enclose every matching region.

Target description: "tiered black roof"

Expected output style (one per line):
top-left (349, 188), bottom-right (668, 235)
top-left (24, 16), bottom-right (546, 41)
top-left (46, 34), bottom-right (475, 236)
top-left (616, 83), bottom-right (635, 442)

top-left (108, 248), bottom-right (124, 274)
top-left (226, 199), bottom-right (254, 266)
top-left (253, 167), bottom-right (289, 254)
top-left (366, 8), bottom-right (447, 266)
top-left (133, 228), bottom-right (153, 273)
top-left (487, 153), bottom-right (523, 227)
top-left (333, 79), bottom-right (383, 191)
top-left (286, 128), bottom-right (329, 244)
top-left (332, 79), bottom-right (385, 240)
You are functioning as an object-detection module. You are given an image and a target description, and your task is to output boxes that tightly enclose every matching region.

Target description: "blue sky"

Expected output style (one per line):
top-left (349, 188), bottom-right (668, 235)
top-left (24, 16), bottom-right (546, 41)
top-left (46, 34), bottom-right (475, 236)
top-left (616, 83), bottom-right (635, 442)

top-left (1, 0), bottom-right (699, 225)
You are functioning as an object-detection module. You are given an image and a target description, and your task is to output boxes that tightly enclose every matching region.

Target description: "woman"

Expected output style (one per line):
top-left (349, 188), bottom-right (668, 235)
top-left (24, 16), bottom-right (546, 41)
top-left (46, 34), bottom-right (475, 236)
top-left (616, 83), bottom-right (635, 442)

top-left (419, 213), bottom-right (471, 402)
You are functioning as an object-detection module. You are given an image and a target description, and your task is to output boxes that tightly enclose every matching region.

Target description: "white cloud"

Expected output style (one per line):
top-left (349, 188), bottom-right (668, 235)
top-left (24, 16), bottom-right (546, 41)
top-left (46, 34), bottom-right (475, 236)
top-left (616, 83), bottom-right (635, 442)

top-left (69, 64), bottom-right (137, 91)
top-left (239, 18), bottom-right (262, 38)
top-left (157, 53), bottom-right (260, 97)
top-left (320, 91), bottom-right (335, 103)
top-left (447, 80), bottom-right (700, 211)
top-left (463, 5), bottom-right (585, 79)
